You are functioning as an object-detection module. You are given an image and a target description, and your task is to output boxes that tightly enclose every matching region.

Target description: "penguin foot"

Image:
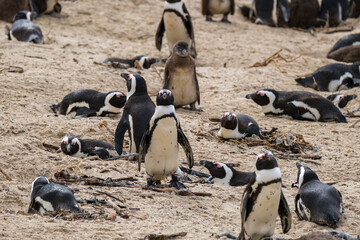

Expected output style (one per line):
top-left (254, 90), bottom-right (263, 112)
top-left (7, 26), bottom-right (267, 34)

top-left (221, 17), bottom-right (231, 24)
top-left (169, 175), bottom-right (186, 189)
top-left (146, 177), bottom-right (157, 189)
top-left (206, 15), bottom-right (213, 22)
top-left (189, 104), bottom-right (203, 112)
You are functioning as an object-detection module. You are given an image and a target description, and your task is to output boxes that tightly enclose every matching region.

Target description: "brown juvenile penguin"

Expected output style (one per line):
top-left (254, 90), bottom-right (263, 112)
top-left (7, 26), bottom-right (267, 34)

top-left (289, 0), bottom-right (319, 28)
top-left (164, 41), bottom-right (200, 111)
top-left (349, 0), bottom-right (360, 18)
top-left (328, 45), bottom-right (360, 63)
top-left (201, 0), bottom-right (235, 23)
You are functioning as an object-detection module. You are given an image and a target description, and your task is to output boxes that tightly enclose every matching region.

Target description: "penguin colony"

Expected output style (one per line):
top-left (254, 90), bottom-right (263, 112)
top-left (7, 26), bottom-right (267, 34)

top-left (2, 0), bottom-right (360, 239)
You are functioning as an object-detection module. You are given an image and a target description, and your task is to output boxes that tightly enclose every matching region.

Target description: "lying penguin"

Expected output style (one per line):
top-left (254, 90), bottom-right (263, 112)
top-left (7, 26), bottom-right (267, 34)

top-left (246, 89), bottom-right (347, 122)
top-left (217, 112), bottom-right (263, 139)
top-left (327, 94), bottom-right (357, 109)
top-left (99, 56), bottom-right (160, 70)
top-left (327, 34), bottom-right (360, 63)
top-left (295, 62), bottom-right (360, 92)
top-left (61, 136), bottom-right (117, 160)
top-left (292, 162), bottom-right (344, 229)
top-left (8, 11), bottom-right (43, 43)
top-left (28, 175), bottom-right (81, 214)
top-left (51, 89), bottom-right (126, 117)
top-left (200, 160), bottom-right (252, 186)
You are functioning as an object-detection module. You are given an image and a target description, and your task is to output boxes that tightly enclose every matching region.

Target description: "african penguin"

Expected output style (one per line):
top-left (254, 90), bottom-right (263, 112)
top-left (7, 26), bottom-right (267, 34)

top-left (328, 33), bottom-right (360, 54)
top-left (327, 94), bottom-right (357, 109)
top-left (217, 112), bottom-right (263, 139)
top-left (139, 89), bottom-right (194, 189)
top-left (31, 0), bottom-right (62, 18)
top-left (51, 89), bottom-right (126, 117)
top-left (240, 0), bottom-right (290, 27)
top-left (114, 73), bottom-right (155, 155)
top-left (327, 34), bottom-right (360, 63)
top-left (349, 0), bottom-right (360, 18)
top-left (155, 0), bottom-right (197, 58)
top-left (8, 11), bottom-right (43, 43)
top-left (28, 175), bottom-right (81, 214)
top-left (100, 56), bottom-right (160, 70)
top-left (246, 89), bottom-right (347, 122)
top-left (318, 0), bottom-right (350, 27)
top-left (201, 0), bottom-right (235, 23)
top-left (200, 160), bottom-right (253, 186)
top-left (61, 136), bottom-right (117, 160)
top-left (239, 151), bottom-right (291, 240)
top-left (289, 0), bottom-right (320, 29)
top-left (295, 62), bottom-right (360, 92)
top-left (292, 162), bottom-right (344, 229)
top-left (164, 41), bottom-right (200, 111)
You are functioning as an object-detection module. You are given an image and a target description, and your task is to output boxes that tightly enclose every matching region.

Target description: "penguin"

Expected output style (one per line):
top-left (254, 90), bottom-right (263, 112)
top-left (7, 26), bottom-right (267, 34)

top-left (51, 89), bottom-right (126, 117)
top-left (289, 0), bottom-right (320, 29)
top-left (217, 112), bottom-right (263, 139)
top-left (328, 45), bottom-right (360, 63)
top-left (100, 56), bottom-right (160, 70)
top-left (349, 0), bottom-right (360, 18)
top-left (295, 62), bottom-right (360, 92)
top-left (155, 0), bottom-right (197, 58)
top-left (292, 162), bottom-right (344, 229)
top-left (8, 11), bottom-right (43, 43)
top-left (327, 94), bottom-right (357, 109)
top-left (164, 41), bottom-right (200, 111)
top-left (61, 136), bottom-right (117, 160)
top-left (139, 89), bottom-right (194, 189)
top-left (328, 33), bottom-right (360, 54)
top-left (317, 0), bottom-right (350, 27)
top-left (28, 175), bottom-right (81, 214)
top-left (114, 73), bottom-right (155, 155)
top-left (200, 160), bottom-right (253, 186)
top-left (239, 151), bottom-right (291, 240)
top-left (240, 0), bottom-right (290, 27)
top-left (31, 0), bottom-right (62, 18)
top-left (201, 0), bottom-right (235, 23)
top-left (245, 89), bottom-right (347, 122)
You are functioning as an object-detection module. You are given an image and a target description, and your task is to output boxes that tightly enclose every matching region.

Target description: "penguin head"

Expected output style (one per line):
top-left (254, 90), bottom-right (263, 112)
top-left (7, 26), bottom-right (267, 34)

top-left (107, 91), bottom-right (127, 109)
top-left (120, 73), bottom-right (148, 99)
top-left (30, 175), bottom-right (50, 199)
top-left (139, 56), bottom-right (158, 69)
top-left (220, 112), bottom-right (237, 130)
top-left (157, 89), bottom-right (174, 106)
top-left (61, 136), bottom-right (81, 156)
top-left (245, 89), bottom-right (278, 106)
top-left (173, 41), bottom-right (190, 57)
top-left (327, 94), bottom-right (357, 109)
top-left (13, 11), bottom-right (32, 22)
top-left (166, 0), bottom-right (183, 3)
top-left (292, 162), bottom-right (319, 188)
top-left (200, 160), bottom-right (234, 185)
top-left (255, 151), bottom-right (278, 170)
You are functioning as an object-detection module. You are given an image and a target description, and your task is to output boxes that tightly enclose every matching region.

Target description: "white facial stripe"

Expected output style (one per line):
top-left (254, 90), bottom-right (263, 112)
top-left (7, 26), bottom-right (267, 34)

top-left (61, 136), bottom-right (69, 143)
top-left (66, 101), bottom-right (89, 115)
top-left (256, 167), bottom-right (281, 183)
top-left (298, 166), bottom-right (305, 187)
top-left (213, 163), bottom-right (233, 186)
top-left (26, 12), bottom-right (32, 21)
top-left (259, 90), bottom-right (282, 114)
top-left (290, 100), bottom-right (321, 121)
top-left (97, 92), bottom-right (122, 115)
top-left (138, 57), bottom-right (148, 69)
top-left (127, 75), bottom-right (137, 100)
top-left (30, 176), bottom-right (49, 199)
top-left (35, 196), bottom-right (54, 212)
top-left (332, 94), bottom-right (344, 109)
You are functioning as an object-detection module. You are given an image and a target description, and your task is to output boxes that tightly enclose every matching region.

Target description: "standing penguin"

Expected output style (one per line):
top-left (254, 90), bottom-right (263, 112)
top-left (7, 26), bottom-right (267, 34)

top-left (349, 0), bottom-right (360, 18)
top-left (289, 0), bottom-right (320, 28)
top-left (8, 11), bottom-right (43, 43)
top-left (239, 151), bottom-right (291, 240)
top-left (217, 112), bottom-right (263, 139)
top-left (318, 0), bottom-right (350, 27)
top-left (114, 73), bottom-right (155, 155)
top-left (292, 162), bottom-right (344, 228)
top-left (155, 0), bottom-right (197, 58)
top-left (201, 0), bottom-right (235, 23)
top-left (164, 41), bottom-right (200, 111)
top-left (246, 89), bottom-right (347, 122)
top-left (28, 175), bottom-right (81, 214)
top-left (139, 89), bottom-right (194, 189)
top-left (327, 94), bottom-right (357, 109)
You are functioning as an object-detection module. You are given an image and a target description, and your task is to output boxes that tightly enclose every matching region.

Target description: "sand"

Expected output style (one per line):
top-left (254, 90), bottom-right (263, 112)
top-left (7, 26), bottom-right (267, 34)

top-left (0, 0), bottom-right (359, 239)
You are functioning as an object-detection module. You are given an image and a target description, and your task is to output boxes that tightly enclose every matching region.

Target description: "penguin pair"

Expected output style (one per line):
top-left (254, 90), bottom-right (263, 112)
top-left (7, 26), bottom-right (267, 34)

top-left (61, 136), bottom-right (117, 160)
top-left (138, 89), bottom-right (194, 189)
top-left (327, 34), bottom-right (360, 63)
top-left (240, 0), bottom-right (290, 27)
top-left (28, 175), bottom-right (81, 214)
top-left (8, 11), bottom-right (43, 43)
top-left (239, 151), bottom-right (291, 240)
top-left (201, 0), bottom-right (234, 23)
top-left (200, 160), bottom-right (252, 186)
top-left (51, 89), bottom-right (126, 117)
top-left (100, 56), bottom-right (160, 70)
top-left (327, 93), bottom-right (357, 109)
top-left (217, 112), bottom-right (263, 139)
top-left (246, 89), bottom-right (347, 122)
top-left (292, 162), bottom-right (344, 229)
top-left (295, 62), bottom-right (360, 92)
top-left (318, 0), bottom-right (350, 27)
top-left (156, 0), bottom-right (197, 58)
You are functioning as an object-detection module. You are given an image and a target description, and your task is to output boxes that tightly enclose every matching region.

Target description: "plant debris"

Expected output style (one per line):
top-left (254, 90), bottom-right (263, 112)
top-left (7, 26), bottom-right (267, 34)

top-left (144, 232), bottom-right (187, 240)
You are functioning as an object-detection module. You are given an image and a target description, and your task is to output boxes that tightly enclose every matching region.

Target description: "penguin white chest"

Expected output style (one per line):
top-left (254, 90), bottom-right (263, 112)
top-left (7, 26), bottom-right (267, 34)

top-left (209, 0), bottom-right (231, 14)
top-left (145, 117), bottom-right (179, 181)
top-left (245, 182), bottom-right (281, 239)
top-left (169, 68), bottom-right (197, 107)
top-left (164, 12), bottom-right (190, 50)
top-left (217, 125), bottom-right (245, 139)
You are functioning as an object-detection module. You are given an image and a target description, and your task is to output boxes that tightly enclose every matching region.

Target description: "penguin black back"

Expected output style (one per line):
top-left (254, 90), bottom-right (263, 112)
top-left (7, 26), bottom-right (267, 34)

top-left (9, 11), bottom-right (43, 43)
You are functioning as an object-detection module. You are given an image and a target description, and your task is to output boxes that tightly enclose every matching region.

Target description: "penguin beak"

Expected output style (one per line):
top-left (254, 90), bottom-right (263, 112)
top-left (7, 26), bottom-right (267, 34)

top-left (296, 162), bottom-right (302, 169)
top-left (245, 93), bottom-right (255, 99)
top-left (120, 73), bottom-right (129, 80)
top-left (66, 144), bottom-right (71, 152)
top-left (200, 160), bottom-right (214, 169)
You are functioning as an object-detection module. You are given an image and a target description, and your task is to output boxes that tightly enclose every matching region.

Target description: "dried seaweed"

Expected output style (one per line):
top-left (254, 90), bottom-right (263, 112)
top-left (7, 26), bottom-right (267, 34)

top-left (144, 232), bottom-right (187, 240)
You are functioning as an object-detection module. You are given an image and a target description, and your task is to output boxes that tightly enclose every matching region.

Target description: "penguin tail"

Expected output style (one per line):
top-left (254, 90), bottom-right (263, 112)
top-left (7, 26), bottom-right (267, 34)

top-left (295, 76), bottom-right (316, 88)
top-left (246, 125), bottom-right (264, 139)
top-left (338, 114), bottom-right (347, 123)
top-left (29, 34), bottom-right (42, 44)
top-left (239, 6), bottom-right (252, 20)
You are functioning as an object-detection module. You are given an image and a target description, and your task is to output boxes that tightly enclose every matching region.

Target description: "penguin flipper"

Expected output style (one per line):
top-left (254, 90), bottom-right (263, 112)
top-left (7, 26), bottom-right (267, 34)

top-left (89, 149), bottom-right (110, 160)
top-left (278, 190), bottom-right (292, 234)
top-left (194, 67), bottom-right (200, 105)
top-left (295, 76), bottom-right (316, 89)
top-left (177, 124), bottom-right (194, 169)
top-left (294, 194), bottom-right (304, 220)
top-left (155, 14), bottom-right (165, 51)
top-left (75, 107), bottom-right (97, 117)
top-left (183, 4), bottom-right (197, 58)
top-left (239, 182), bottom-right (252, 240)
top-left (164, 68), bottom-right (170, 89)
top-left (278, 0), bottom-right (290, 22)
top-left (114, 112), bottom-right (129, 155)
top-left (245, 124), bottom-right (264, 139)
top-left (139, 125), bottom-right (150, 172)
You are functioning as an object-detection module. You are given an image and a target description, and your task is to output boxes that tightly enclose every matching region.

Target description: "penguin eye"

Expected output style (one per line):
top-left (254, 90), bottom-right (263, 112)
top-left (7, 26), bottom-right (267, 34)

top-left (257, 92), bottom-right (264, 96)
top-left (63, 141), bottom-right (68, 144)
top-left (224, 113), bottom-right (229, 117)
top-left (159, 90), bottom-right (164, 95)
top-left (116, 93), bottom-right (123, 98)
top-left (146, 57), bottom-right (151, 61)
top-left (166, 90), bottom-right (171, 95)
top-left (128, 75), bottom-right (132, 80)
top-left (214, 163), bottom-right (222, 168)
top-left (232, 114), bottom-right (236, 118)
top-left (259, 154), bottom-right (265, 159)
top-left (71, 141), bottom-right (77, 145)
top-left (341, 95), bottom-right (346, 99)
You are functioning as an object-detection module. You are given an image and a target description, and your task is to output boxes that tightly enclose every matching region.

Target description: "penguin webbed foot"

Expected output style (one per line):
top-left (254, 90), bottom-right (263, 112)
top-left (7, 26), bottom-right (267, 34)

top-left (221, 15), bottom-right (231, 24)
top-left (169, 175), bottom-right (186, 189)
top-left (146, 177), bottom-right (157, 189)
top-left (189, 103), bottom-right (203, 112)
top-left (206, 15), bottom-right (213, 22)
top-left (89, 149), bottom-right (110, 160)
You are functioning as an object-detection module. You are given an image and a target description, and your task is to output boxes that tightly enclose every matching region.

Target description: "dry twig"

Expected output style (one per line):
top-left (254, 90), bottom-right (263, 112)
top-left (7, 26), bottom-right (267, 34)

top-left (0, 168), bottom-right (12, 181)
